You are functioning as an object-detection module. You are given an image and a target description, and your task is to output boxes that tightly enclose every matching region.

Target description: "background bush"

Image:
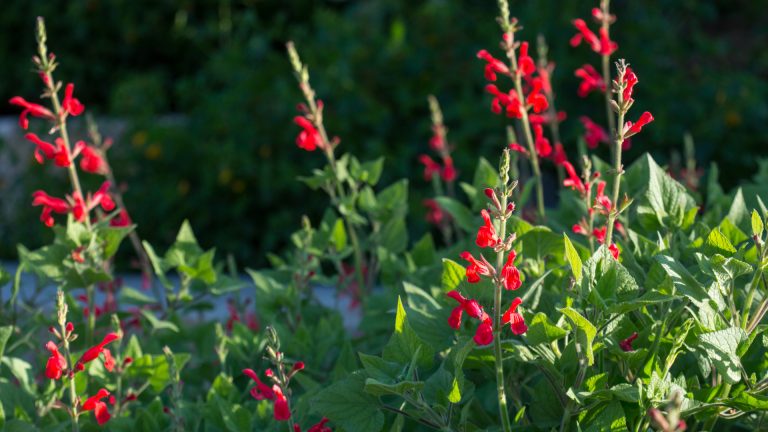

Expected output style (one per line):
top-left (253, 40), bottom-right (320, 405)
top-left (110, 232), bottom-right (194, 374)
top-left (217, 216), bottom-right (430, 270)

top-left (1, 0), bottom-right (767, 266)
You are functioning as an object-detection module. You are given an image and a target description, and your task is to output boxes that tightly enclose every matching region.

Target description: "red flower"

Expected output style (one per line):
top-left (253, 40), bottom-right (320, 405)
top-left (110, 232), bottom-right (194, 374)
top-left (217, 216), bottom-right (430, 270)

top-left (533, 124), bottom-right (552, 158)
top-left (32, 191), bottom-right (70, 227)
top-left (572, 223), bottom-right (588, 236)
top-left (62, 83), bottom-right (85, 117)
top-left (508, 142), bottom-right (529, 156)
top-left (423, 199), bottom-right (444, 225)
top-left (594, 181), bottom-right (612, 213)
top-left (516, 42), bottom-right (536, 77)
top-left (550, 143), bottom-right (567, 166)
top-left (110, 209), bottom-right (132, 227)
top-left (485, 84), bottom-right (523, 118)
top-left (441, 156), bottom-right (457, 182)
top-left (8, 96), bottom-right (55, 129)
top-left (619, 332), bottom-right (638, 351)
top-left (243, 368), bottom-right (275, 400)
top-left (92, 181), bottom-right (116, 213)
top-left (526, 78), bottom-right (549, 113)
top-left (272, 385), bottom-right (291, 421)
top-left (446, 290), bottom-right (486, 330)
top-left (476, 209), bottom-right (500, 248)
top-left (75, 333), bottom-right (120, 372)
top-left (624, 111), bottom-right (654, 137)
top-left (474, 318), bottom-right (494, 345)
top-left (502, 297), bottom-right (527, 335)
top-left (622, 68), bottom-right (638, 102)
top-left (293, 116), bottom-right (323, 151)
top-left (308, 418), bottom-right (332, 432)
top-left (500, 251), bottom-right (521, 290)
top-left (476, 50), bottom-right (510, 81)
top-left (82, 388), bottom-right (111, 425)
top-left (593, 226), bottom-right (607, 244)
top-left (460, 251), bottom-right (493, 283)
top-left (418, 154), bottom-right (441, 181)
top-left (24, 133), bottom-right (70, 166)
top-left (79, 144), bottom-right (106, 174)
top-left (562, 161), bottom-right (586, 195)
top-left (429, 127), bottom-right (445, 152)
top-left (102, 348), bottom-right (116, 372)
top-left (44, 341), bottom-right (66, 380)
top-left (574, 64), bottom-right (605, 97)
top-left (609, 243), bottom-right (620, 260)
top-left (570, 19), bottom-right (617, 56)
top-left (580, 116), bottom-right (609, 149)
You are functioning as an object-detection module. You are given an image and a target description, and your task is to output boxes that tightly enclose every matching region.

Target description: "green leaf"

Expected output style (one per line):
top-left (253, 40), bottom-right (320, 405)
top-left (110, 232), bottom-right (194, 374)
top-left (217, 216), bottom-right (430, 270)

top-left (752, 209), bottom-right (764, 238)
top-left (410, 234), bottom-right (436, 267)
top-left (518, 228), bottom-right (565, 264)
top-left (441, 259), bottom-right (465, 293)
top-left (606, 291), bottom-right (677, 314)
top-left (655, 255), bottom-right (716, 309)
top-left (583, 401), bottom-right (627, 432)
top-left (96, 224), bottom-right (134, 259)
top-left (703, 228), bottom-right (737, 257)
top-left (382, 297), bottom-right (434, 369)
top-left (330, 218), bottom-right (347, 252)
top-left (312, 372), bottom-right (384, 432)
top-left (726, 188), bottom-right (749, 230)
top-left (364, 378), bottom-right (424, 397)
top-left (472, 157), bottom-right (500, 194)
top-left (434, 197), bottom-right (476, 233)
top-left (729, 391), bottom-right (768, 411)
top-left (559, 307), bottom-right (597, 366)
top-left (627, 154), bottom-right (696, 232)
top-left (0, 327), bottom-right (11, 361)
top-left (696, 327), bottom-right (746, 385)
top-left (582, 246), bottom-right (640, 308)
top-left (140, 310), bottom-right (179, 333)
top-left (359, 353), bottom-right (402, 383)
top-left (378, 218), bottom-right (408, 254)
top-left (526, 313), bottom-right (568, 345)
top-left (563, 234), bottom-right (582, 282)
top-left (356, 157), bottom-right (384, 185)
top-left (119, 287), bottom-right (157, 305)
top-left (422, 366), bottom-right (460, 405)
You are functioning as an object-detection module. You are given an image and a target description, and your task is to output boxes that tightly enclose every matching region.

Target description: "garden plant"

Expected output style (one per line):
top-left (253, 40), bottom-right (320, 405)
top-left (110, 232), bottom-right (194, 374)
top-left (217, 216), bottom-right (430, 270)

top-left (1, 1), bottom-right (768, 431)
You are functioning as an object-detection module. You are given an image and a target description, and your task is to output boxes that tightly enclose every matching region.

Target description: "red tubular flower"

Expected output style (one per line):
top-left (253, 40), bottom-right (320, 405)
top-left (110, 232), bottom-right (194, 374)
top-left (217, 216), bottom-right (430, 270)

top-left (62, 83), bottom-right (85, 116)
top-left (593, 226), bottom-right (607, 244)
top-left (508, 142), bottom-right (529, 156)
top-left (110, 209), bottom-right (132, 227)
top-left (609, 243), bottom-right (620, 260)
top-left (619, 332), bottom-right (638, 351)
top-left (429, 127), bottom-right (445, 152)
top-left (92, 181), bottom-right (116, 212)
top-left (517, 42), bottom-right (535, 77)
top-left (307, 418), bottom-right (332, 432)
top-left (533, 124), bottom-right (552, 157)
top-left (476, 209), bottom-right (500, 248)
top-left (476, 50), bottom-right (510, 81)
top-left (622, 68), bottom-right (638, 102)
top-left (441, 156), bottom-right (457, 182)
top-left (574, 64), bottom-right (605, 97)
top-left (572, 223), bottom-right (588, 236)
top-left (571, 19), bottom-right (617, 55)
top-left (502, 298), bottom-right (527, 335)
top-left (473, 318), bottom-right (494, 345)
top-left (500, 251), bottom-right (521, 290)
top-left (526, 78), bottom-right (549, 113)
top-left (272, 385), bottom-right (291, 421)
top-left (293, 116), bottom-right (322, 151)
top-left (102, 348), bottom-right (116, 372)
top-left (44, 341), bottom-right (66, 380)
top-left (580, 116), bottom-right (609, 149)
top-left (79, 145), bottom-right (106, 174)
top-left (8, 96), bottom-right (55, 129)
top-left (625, 111), bottom-right (654, 137)
top-left (447, 290), bottom-right (484, 322)
top-left (594, 181), bottom-right (612, 212)
top-left (485, 84), bottom-right (522, 118)
top-left (562, 161), bottom-right (586, 195)
top-left (243, 368), bottom-right (275, 400)
top-left (419, 154), bottom-right (441, 181)
top-left (460, 251), bottom-right (493, 283)
top-left (550, 143), bottom-right (567, 166)
top-left (82, 388), bottom-right (111, 425)
top-left (32, 190), bottom-right (70, 227)
top-left (423, 199), bottom-right (444, 225)
top-left (75, 333), bottom-right (120, 371)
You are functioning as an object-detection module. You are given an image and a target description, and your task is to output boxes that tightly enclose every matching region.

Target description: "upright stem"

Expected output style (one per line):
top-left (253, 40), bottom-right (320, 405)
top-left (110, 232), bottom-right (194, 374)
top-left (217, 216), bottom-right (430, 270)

top-left (505, 33), bottom-right (546, 221)
top-left (493, 152), bottom-right (513, 432)
top-left (604, 60), bottom-right (625, 246)
top-left (86, 284), bottom-right (95, 345)
top-left (600, 0), bottom-right (616, 144)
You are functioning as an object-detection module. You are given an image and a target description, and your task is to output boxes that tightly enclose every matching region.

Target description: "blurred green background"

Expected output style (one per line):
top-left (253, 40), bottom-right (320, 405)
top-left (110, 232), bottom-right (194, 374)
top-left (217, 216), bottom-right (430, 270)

top-left (1, 0), bottom-right (767, 267)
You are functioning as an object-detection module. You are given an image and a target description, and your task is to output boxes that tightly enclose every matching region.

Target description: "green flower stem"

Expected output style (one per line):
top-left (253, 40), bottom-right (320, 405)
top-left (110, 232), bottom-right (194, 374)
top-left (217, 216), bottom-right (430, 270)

top-left (600, 0), bottom-right (617, 149)
top-left (493, 151), bottom-right (513, 432)
top-left (604, 66), bottom-right (626, 246)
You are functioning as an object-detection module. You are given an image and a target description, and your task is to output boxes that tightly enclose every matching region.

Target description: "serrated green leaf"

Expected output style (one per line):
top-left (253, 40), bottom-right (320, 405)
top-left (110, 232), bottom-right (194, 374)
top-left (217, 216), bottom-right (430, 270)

top-left (564, 234), bottom-right (582, 282)
top-left (697, 327), bottom-right (746, 385)
top-left (526, 313), bottom-right (567, 345)
top-left (364, 378), bottom-right (424, 397)
top-left (382, 297), bottom-right (434, 369)
top-left (441, 259), bottom-right (465, 293)
top-left (559, 307), bottom-right (597, 366)
top-left (312, 372), bottom-right (384, 432)
top-left (703, 228), bottom-right (737, 256)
